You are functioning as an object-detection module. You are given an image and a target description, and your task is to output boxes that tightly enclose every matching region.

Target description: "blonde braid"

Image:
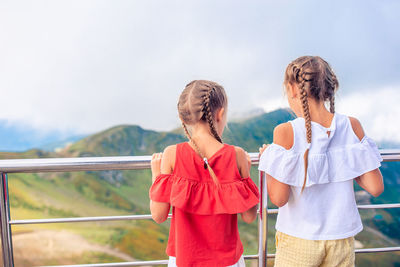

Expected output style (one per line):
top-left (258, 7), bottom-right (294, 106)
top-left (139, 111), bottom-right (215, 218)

top-left (285, 57), bottom-right (340, 193)
top-left (329, 72), bottom-right (338, 113)
top-left (329, 95), bottom-right (335, 113)
top-left (298, 69), bottom-right (312, 193)
top-left (203, 87), bottom-right (223, 143)
top-left (181, 122), bottom-right (219, 185)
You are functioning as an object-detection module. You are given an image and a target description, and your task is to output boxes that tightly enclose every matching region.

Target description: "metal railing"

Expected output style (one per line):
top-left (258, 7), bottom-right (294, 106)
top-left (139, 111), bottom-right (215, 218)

top-left (0, 150), bottom-right (400, 267)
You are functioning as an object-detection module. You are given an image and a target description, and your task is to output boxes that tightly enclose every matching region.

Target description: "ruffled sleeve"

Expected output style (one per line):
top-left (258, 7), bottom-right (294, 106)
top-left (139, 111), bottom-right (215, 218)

top-left (258, 136), bottom-right (382, 187)
top-left (170, 176), bottom-right (259, 215)
top-left (258, 144), bottom-right (303, 186)
top-left (149, 174), bottom-right (259, 215)
top-left (149, 174), bottom-right (173, 203)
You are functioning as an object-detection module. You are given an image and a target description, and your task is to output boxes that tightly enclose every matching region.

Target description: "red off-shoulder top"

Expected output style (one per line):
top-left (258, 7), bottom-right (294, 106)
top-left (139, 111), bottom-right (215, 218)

top-left (149, 142), bottom-right (259, 267)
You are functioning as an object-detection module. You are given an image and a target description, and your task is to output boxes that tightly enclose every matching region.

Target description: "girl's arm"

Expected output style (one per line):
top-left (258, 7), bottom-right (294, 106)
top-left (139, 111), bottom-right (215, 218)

top-left (350, 117), bottom-right (384, 197)
top-left (264, 123), bottom-right (291, 207)
top-left (235, 146), bottom-right (258, 223)
top-left (150, 145), bottom-right (175, 224)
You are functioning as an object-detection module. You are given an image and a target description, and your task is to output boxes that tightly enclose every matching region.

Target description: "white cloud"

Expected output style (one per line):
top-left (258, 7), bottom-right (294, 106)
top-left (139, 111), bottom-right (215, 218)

top-left (336, 87), bottom-right (400, 142)
top-left (255, 86), bottom-right (400, 143)
top-left (258, 96), bottom-right (289, 113)
top-left (0, 0), bottom-right (399, 142)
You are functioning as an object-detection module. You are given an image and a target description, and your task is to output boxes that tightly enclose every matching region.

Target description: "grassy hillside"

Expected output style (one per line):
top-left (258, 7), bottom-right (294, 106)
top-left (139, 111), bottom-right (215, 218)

top-left (1, 108), bottom-right (399, 266)
top-left (64, 125), bottom-right (185, 157)
top-left (223, 109), bottom-right (296, 151)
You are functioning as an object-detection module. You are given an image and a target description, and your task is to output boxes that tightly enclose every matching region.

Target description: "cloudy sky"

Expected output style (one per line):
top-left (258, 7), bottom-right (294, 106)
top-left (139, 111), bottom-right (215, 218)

top-left (1, 0), bottom-right (399, 142)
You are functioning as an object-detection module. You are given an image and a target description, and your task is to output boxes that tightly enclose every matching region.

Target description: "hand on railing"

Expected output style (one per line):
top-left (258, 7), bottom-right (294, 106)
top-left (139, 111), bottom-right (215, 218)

top-left (259, 144), bottom-right (269, 157)
top-left (245, 151), bottom-right (252, 170)
top-left (151, 153), bottom-right (162, 183)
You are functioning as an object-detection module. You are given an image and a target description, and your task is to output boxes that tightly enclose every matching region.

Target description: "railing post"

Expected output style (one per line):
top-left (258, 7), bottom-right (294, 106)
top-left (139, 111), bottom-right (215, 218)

top-left (0, 173), bottom-right (14, 267)
top-left (258, 171), bottom-right (267, 267)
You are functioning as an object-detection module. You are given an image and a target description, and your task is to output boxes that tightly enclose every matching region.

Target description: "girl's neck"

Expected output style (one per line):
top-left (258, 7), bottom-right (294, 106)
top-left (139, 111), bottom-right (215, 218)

top-left (189, 122), bottom-right (224, 158)
top-left (304, 99), bottom-right (334, 128)
top-left (191, 123), bottom-right (219, 144)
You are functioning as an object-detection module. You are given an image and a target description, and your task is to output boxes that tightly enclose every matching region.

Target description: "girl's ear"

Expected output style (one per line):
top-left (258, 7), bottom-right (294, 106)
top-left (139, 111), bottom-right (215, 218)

top-left (287, 83), bottom-right (297, 99)
top-left (216, 107), bottom-right (225, 122)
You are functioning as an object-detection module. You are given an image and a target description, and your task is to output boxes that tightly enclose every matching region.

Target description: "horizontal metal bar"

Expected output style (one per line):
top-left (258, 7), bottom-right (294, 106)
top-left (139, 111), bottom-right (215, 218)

top-left (0, 156), bottom-right (152, 173)
top-left (13, 210), bottom-right (261, 225)
top-left (40, 260), bottom-right (169, 267)
top-left (9, 214), bottom-right (170, 225)
top-left (10, 203), bottom-right (400, 225)
top-left (357, 203), bottom-right (400, 209)
top-left (0, 150), bottom-right (399, 173)
top-left (264, 247), bottom-right (400, 259)
top-left (40, 255), bottom-right (259, 267)
top-left (267, 208), bottom-right (278, 214)
top-left (244, 254), bottom-right (258, 259)
top-left (355, 246), bottom-right (400, 253)
top-left (263, 247), bottom-right (400, 259)
top-left (13, 211), bottom-right (262, 225)
top-left (380, 149), bottom-right (400, 161)
top-left (266, 203), bottom-right (400, 215)
top-left (38, 247), bottom-right (400, 267)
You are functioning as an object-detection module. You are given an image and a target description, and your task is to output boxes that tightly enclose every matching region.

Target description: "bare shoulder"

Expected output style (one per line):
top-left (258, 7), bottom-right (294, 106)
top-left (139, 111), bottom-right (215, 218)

top-left (349, 117), bottom-right (365, 141)
top-left (234, 146), bottom-right (247, 165)
top-left (161, 145), bottom-right (177, 173)
top-left (162, 145), bottom-right (177, 163)
top-left (234, 146), bottom-right (249, 177)
top-left (234, 146), bottom-right (246, 157)
top-left (273, 122), bottom-right (294, 150)
top-left (163, 145), bottom-right (176, 155)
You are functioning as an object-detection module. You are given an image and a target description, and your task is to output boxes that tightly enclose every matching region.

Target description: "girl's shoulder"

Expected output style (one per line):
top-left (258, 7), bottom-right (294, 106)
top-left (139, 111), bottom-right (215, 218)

top-left (273, 122), bottom-right (294, 150)
top-left (232, 145), bottom-right (250, 178)
top-left (348, 116), bottom-right (365, 141)
top-left (163, 144), bottom-right (177, 154)
top-left (233, 145), bottom-right (246, 157)
top-left (161, 144), bottom-right (177, 174)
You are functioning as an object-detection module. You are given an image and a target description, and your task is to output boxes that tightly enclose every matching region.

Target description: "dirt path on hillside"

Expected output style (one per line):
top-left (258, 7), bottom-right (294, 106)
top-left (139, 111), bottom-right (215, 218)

top-left (364, 226), bottom-right (399, 246)
top-left (11, 230), bottom-right (135, 266)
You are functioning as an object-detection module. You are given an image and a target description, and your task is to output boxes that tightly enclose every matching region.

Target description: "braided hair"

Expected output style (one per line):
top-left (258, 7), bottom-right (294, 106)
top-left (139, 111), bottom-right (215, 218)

top-left (177, 80), bottom-right (227, 184)
top-left (284, 56), bottom-right (339, 192)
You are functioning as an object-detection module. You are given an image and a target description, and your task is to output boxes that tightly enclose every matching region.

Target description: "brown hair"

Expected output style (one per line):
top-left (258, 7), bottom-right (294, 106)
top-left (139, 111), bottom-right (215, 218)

top-left (284, 56), bottom-right (339, 192)
top-left (177, 80), bottom-right (227, 184)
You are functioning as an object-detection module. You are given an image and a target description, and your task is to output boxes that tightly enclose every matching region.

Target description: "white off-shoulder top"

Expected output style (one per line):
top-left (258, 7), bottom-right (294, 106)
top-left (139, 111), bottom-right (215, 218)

top-left (258, 113), bottom-right (382, 240)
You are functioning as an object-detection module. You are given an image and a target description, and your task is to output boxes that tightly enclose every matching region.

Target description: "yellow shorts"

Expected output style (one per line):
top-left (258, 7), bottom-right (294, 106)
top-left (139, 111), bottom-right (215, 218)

top-left (274, 231), bottom-right (355, 267)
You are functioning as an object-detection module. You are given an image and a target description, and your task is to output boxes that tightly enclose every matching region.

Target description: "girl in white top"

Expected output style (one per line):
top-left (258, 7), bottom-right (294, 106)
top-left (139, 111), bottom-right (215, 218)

top-left (259, 56), bottom-right (384, 267)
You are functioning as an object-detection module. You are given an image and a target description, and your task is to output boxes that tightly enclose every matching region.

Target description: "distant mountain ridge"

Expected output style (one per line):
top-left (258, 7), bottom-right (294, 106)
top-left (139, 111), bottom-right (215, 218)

top-left (0, 120), bottom-right (85, 152)
top-left (2, 109), bottom-right (398, 153)
top-left (0, 108), bottom-right (399, 266)
top-left (58, 108), bottom-right (295, 158)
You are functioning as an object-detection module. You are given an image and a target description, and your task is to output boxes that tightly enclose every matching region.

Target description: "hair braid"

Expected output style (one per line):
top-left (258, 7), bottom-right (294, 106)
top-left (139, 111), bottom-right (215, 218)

top-left (284, 56), bottom-right (340, 193)
top-left (181, 122), bottom-right (220, 186)
top-left (203, 87), bottom-right (223, 143)
top-left (178, 80), bottom-right (227, 186)
top-left (329, 95), bottom-right (335, 113)
top-left (329, 72), bottom-right (338, 113)
top-left (298, 69), bottom-right (312, 193)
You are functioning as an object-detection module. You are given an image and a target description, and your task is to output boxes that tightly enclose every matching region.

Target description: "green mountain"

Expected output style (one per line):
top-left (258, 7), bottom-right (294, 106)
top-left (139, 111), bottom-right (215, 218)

top-left (64, 125), bottom-right (185, 157)
top-left (60, 108), bottom-right (295, 158)
top-left (223, 109), bottom-right (296, 151)
top-left (1, 108), bottom-right (399, 266)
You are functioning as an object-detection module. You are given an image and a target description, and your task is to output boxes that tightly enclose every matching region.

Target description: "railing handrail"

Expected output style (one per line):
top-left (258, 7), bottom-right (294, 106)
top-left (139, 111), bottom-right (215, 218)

top-left (7, 203), bottom-right (400, 225)
top-left (0, 149), bottom-right (399, 173)
top-left (0, 149), bottom-right (399, 267)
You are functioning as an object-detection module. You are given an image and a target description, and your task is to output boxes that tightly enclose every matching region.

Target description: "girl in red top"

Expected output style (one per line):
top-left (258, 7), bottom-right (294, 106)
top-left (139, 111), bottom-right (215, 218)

top-left (149, 80), bottom-right (259, 267)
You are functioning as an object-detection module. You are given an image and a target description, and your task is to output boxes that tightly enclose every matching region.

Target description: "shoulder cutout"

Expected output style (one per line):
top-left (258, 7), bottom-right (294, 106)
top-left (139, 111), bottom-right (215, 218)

top-left (161, 145), bottom-right (176, 174)
top-left (234, 146), bottom-right (250, 178)
top-left (273, 122), bottom-right (294, 150)
top-left (349, 117), bottom-right (365, 141)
